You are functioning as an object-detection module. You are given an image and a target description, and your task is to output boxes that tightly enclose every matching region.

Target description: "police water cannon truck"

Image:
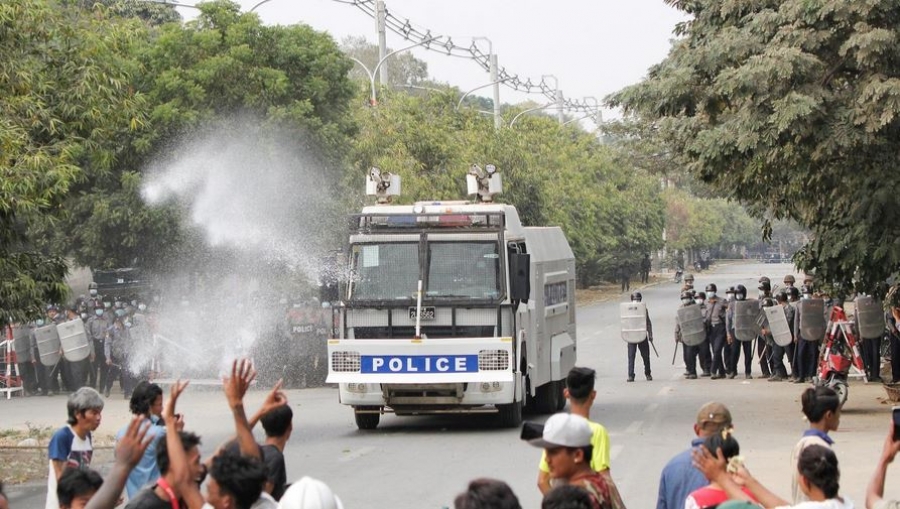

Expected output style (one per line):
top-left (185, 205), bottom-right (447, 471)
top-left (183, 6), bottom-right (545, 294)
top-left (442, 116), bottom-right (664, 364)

top-left (326, 165), bottom-right (577, 429)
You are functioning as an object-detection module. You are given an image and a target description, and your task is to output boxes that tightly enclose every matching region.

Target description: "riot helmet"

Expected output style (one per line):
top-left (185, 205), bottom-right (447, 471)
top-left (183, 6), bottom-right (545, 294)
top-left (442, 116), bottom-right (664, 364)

top-left (89, 282), bottom-right (98, 297)
top-left (775, 291), bottom-right (788, 303)
top-left (685, 273), bottom-right (695, 283)
top-left (758, 277), bottom-right (771, 296)
top-left (705, 283), bottom-right (717, 298)
top-left (630, 291), bottom-right (642, 302)
top-left (734, 284), bottom-right (747, 301)
top-left (680, 291), bottom-right (694, 305)
top-left (783, 274), bottom-right (796, 286)
top-left (696, 291), bottom-right (707, 303)
top-left (788, 286), bottom-right (801, 301)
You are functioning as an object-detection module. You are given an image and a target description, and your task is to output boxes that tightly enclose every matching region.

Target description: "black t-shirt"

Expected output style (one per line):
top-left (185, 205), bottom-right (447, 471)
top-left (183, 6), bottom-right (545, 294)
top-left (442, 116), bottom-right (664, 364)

top-left (261, 444), bottom-right (287, 501)
top-left (124, 485), bottom-right (185, 509)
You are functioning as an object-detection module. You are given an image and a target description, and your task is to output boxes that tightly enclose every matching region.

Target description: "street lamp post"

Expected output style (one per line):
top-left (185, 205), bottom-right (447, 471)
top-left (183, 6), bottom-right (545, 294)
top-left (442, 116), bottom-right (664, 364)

top-left (509, 103), bottom-right (555, 128)
top-left (541, 75), bottom-right (563, 125)
top-left (350, 37), bottom-right (437, 105)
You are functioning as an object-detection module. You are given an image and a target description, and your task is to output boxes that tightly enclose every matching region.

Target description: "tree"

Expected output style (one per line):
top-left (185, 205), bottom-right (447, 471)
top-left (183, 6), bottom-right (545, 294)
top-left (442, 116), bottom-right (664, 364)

top-left (608, 0), bottom-right (900, 292)
top-left (1, 0), bottom-right (146, 323)
top-left (71, 0), bottom-right (182, 25)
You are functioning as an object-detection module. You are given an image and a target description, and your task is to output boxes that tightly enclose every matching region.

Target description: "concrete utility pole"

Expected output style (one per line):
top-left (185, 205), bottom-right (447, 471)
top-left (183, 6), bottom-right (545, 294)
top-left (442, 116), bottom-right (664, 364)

top-left (490, 54), bottom-right (501, 130)
top-left (556, 90), bottom-right (564, 124)
top-left (376, 0), bottom-right (388, 86)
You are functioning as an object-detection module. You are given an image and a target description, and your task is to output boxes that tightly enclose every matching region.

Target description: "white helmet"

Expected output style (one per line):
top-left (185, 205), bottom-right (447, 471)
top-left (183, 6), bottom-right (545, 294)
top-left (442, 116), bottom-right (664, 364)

top-left (278, 477), bottom-right (343, 509)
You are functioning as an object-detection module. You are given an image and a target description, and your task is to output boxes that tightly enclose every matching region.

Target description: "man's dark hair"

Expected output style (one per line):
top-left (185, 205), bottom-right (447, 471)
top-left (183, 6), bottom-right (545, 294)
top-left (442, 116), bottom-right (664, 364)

top-left (565, 367), bottom-right (596, 401)
top-left (209, 451), bottom-right (267, 509)
top-left (542, 485), bottom-right (593, 509)
top-left (57, 468), bottom-right (103, 507)
top-left (453, 478), bottom-right (521, 509)
top-left (157, 431), bottom-right (202, 475)
top-left (798, 444), bottom-right (840, 499)
top-left (129, 381), bottom-right (164, 416)
top-left (260, 405), bottom-right (293, 438)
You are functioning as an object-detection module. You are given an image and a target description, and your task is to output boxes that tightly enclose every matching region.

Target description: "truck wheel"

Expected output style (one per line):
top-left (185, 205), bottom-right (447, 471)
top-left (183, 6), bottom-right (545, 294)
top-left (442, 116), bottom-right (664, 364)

top-left (534, 381), bottom-right (559, 414)
top-left (497, 398), bottom-right (523, 428)
top-left (354, 407), bottom-right (380, 430)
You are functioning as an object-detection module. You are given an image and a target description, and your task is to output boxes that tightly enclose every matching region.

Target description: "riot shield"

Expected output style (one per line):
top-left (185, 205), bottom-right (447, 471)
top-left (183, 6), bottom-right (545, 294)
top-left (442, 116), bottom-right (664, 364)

top-left (620, 302), bottom-right (648, 343)
top-left (34, 324), bottom-right (61, 367)
top-left (677, 305), bottom-right (706, 346)
top-left (58, 319), bottom-right (90, 362)
top-left (856, 296), bottom-right (884, 339)
top-left (12, 326), bottom-right (32, 362)
top-left (733, 299), bottom-right (760, 342)
top-left (799, 299), bottom-right (826, 341)
top-left (764, 306), bottom-right (793, 347)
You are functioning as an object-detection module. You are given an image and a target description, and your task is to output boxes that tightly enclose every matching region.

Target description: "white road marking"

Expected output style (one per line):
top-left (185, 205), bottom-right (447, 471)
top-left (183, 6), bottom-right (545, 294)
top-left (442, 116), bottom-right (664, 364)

top-left (338, 446), bottom-right (376, 463)
top-left (610, 444), bottom-right (624, 462)
top-left (625, 420), bottom-right (643, 434)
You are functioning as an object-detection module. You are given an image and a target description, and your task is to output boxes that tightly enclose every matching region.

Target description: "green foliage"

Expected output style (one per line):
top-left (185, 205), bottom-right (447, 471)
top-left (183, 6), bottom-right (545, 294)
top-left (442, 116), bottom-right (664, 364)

top-left (341, 35), bottom-right (429, 87)
top-left (0, 0), bottom-right (146, 323)
top-left (609, 0), bottom-right (900, 293)
top-left (348, 90), bottom-right (666, 286)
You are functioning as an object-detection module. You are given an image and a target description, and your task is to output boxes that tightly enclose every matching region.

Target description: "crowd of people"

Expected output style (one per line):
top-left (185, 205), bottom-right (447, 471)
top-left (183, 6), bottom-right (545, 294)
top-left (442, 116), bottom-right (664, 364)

top-left (624, 273), bottom-right (900, 385)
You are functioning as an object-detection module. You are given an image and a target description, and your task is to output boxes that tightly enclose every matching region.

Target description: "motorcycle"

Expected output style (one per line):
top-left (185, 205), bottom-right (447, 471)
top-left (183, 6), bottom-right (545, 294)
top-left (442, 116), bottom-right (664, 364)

top-left (674, 269), bottom-right (683, 284)
top-left (814, 305), bottom-right (865, 407)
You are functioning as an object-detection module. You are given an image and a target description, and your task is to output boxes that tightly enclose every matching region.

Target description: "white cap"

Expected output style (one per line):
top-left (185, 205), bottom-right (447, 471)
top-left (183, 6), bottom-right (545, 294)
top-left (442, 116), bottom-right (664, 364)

top-left (278, 477), bottom-right (344, 509)
top-left (528, 413), bottom-right (592, 449)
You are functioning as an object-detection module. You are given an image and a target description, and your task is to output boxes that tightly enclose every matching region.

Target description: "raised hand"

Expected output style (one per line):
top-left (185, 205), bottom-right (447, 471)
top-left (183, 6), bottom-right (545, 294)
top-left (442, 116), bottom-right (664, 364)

top-left (223, 358), bottom-right (257, 408)
top-left (162, 379), bottom-right (190, 425)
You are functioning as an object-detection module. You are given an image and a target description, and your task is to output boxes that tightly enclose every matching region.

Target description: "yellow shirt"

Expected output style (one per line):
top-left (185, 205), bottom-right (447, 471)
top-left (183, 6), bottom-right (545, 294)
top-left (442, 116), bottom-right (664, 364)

top-left (539, 420), bottom-right (611, 473)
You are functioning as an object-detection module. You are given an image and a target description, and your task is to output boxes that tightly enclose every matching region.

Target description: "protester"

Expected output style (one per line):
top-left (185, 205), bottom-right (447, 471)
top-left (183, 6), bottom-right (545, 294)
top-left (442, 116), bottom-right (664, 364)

top-left (866, 425), bottom-right (900, 509)
top-left (123, 430), bottom-right (203, 509)
top-left (84, 416), bottom-right (153, 509)
top-left (693, 443), bottom-right (853, 508)
top-left (543, 485), bottom-right (595, 509)
top-left (249, 382), bottom-right (291, 501)
top-left (685, 430), bottom-right (757, 509)
top-left (277, 477), bottom-right (344, 509)
top-left (657, 402), bottom-right (733, 509)
top-left (527, 413), bottom-right (617, 509)
top-left (118, 381), bottom-right (183, 499)
top-left (0, 481), bottom-right (8, 509)
top-left (47, 388), bottom-right (105, 509)
top-left (453, 479), bottom-right (522, 509)
top-left (792, 387), bottom-right (841, 503)
top-left (57, 469), bottom-right (104, 509)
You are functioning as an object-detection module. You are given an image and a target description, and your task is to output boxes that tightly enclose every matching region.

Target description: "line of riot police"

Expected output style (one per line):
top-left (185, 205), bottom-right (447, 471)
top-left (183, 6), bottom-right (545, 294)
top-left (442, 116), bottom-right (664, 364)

top-left (673, 272), bottom-right (897, 399)
top-left (10, 284), bottom-right (155, 399)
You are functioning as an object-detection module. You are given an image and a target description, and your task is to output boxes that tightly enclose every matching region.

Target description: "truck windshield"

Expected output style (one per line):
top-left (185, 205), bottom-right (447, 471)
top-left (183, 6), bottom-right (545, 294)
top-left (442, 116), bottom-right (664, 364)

top-left (426, 242), bottom-right (501, 300)
top-left (349, 243), bottom-right (419, 300)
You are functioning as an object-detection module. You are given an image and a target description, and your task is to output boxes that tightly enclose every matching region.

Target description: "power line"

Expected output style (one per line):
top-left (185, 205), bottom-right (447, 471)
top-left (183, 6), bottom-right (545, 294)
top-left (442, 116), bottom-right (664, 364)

top-left (333, 0), bottom-right (595, 112)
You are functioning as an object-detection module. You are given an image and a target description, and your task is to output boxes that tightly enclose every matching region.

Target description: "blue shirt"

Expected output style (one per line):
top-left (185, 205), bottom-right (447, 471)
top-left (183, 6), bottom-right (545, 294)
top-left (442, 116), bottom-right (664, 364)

top-left (116, 418), bottom-right (166, 498)
top-left (802, 428), bottom-right (834, 445)
top-left (657, 438), bottom-right (708, 509)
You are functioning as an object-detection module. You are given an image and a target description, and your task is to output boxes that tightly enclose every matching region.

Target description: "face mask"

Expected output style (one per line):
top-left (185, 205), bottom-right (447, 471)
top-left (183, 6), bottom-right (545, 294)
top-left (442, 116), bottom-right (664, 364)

top-left (104, 302), bottom-right (111, 309)
top-left (124, 321), bottom-right (132, 328)
top-left (802, 294), bottom-right (811, 300)
top-left (36, 319), bottom-right (45, 326)
top-left (682, 299), bottom-right (693, 305)
top-left (708, 292), bottom-right (716, 298)
top-left (131, 300), bottom-right (137, 307)
top-left (115, 309), bottom-right (126, 317)
top-left (80, 313), bottom-right (88, 320)
top-left (758, 291), bottom-right (765, 299)
top-left (95, 309), bottom-right (104, 317)
top-left (89, 289), bottom-right (97, 296)
top-left (736, 295), bottom-right (745, 301)
top-left (138, 304), bottom-right (146, 311)
top-left (696, 299), bottom-right (705, 305)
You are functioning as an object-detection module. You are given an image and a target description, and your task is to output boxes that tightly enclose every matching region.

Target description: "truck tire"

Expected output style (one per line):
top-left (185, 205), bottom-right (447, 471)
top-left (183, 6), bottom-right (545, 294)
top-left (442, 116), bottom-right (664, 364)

top-left (354, 407), bottom-right (380, 430)
top-left (496, 398), bottom-right (523, 428)
top-left (534, 381), bottom-right (559, 414)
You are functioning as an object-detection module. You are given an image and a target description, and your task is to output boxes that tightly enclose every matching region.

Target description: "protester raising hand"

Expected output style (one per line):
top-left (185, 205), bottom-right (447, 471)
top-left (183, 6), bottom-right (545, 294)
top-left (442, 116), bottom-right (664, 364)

top-left (223, 359), bottom-right (262, 460)
top-left (250, 379), bottom-right (288, 429)
top-left (85, 416), bottom-right (152, 509)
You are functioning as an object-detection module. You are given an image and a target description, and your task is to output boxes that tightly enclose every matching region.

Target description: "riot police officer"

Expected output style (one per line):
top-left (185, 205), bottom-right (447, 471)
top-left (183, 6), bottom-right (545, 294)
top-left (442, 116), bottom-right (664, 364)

top-left (705, 284), bottom-right (728, 379)
top-left (783, 274), bottom-right (796, 289)
top-left (626, 291), bottom-right (653, 382)
top-left (695, 291), bottom-right (711, 377)
top-left (757, 277), bottom-right (774, 378)
top-left (86, 304), bottom-right (110, 389)
top-left (676, 291), bottom-right (699, 379)
top-left (726, 284), bottom-right (754, 379)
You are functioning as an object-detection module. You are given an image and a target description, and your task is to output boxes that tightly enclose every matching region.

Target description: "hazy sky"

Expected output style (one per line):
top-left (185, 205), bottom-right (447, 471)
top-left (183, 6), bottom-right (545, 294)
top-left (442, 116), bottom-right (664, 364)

top-left (178, 0), bottom-right (688, 118)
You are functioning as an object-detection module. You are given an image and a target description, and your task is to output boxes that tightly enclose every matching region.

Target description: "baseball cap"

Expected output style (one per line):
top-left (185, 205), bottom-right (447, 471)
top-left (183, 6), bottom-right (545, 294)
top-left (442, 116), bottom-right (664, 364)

top-left (526, 413), bottom-right (592, 449)
top-left (697, 402), bottom-right (732, 427)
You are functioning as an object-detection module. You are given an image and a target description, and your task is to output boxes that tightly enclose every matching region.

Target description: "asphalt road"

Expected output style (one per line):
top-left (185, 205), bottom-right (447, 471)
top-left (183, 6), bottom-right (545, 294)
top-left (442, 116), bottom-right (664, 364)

top-left (4, 262), bottom-right (898, 509)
